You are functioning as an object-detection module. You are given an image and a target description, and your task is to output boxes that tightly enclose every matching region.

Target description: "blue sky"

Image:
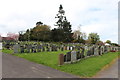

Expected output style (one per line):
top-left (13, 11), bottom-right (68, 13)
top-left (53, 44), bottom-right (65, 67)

top-left (0, 0), bottom-right (118, 43)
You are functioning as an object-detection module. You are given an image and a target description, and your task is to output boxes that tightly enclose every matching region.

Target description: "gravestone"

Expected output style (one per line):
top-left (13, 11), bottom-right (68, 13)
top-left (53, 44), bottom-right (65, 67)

top-left (61, 47), bottom-right (64, 51)
top-left (94, 46), bottom-right (99, 56)
top-left (101, 46), bottom-right (104, 54)
top-left (64, 51), bottom-right (71, 62)
top-left (5, 42), bottom-right (10, 49)
top-left (71, 51), bottom-right (77, 62)
top-left (70, 47), bottom-right (73, 50)
top-left (84, 46), bottom-right (88, 58)
top-left (58, 54), bottom-right (64, 65)
top-left (0, 43), bottom-right (2, 50)
top-left (76, 51), bottom-right (81, 59)
top-left (46, 46), bottom-right (50, 51)
top-left (67, 46), bottom-right (69, 50)
top-left (13, 44), bottom-right (20, 53)
top-left (32, 44), bottom-right (36, 53)
top-left (99, 46), bottom-right (103, 55)
top-left (20, 45), bottom-right (24, 53)
top-left (26, 44), bottom-right (31, 53)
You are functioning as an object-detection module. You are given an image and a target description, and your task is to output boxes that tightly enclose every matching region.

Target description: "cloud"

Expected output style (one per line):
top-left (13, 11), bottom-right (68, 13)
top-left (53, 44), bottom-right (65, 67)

top-left (0, 0), bottom-right (118, 43)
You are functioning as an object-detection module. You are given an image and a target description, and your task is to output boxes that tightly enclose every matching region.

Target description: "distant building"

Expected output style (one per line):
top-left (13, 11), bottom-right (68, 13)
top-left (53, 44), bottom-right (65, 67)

top-left (0, 35), bottom-right (2, 42)
top-left (2, 37), bottom-right (15, 41)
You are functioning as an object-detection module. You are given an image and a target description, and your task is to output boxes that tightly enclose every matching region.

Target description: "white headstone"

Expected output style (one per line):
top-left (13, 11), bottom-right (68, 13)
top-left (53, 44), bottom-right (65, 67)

top-left (70, 47), bottom-right (72, 50)
top-left (0, 43), bottom-right (2, 50)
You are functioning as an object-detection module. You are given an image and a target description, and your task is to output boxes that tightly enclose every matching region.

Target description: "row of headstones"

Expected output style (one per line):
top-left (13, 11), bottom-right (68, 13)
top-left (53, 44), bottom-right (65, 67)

top-left (12, 43), bottom-right (77, 53)
top-left (58, 45), bottom-right (120, 65)
top-left (3, 42), bottom-right (15, 49)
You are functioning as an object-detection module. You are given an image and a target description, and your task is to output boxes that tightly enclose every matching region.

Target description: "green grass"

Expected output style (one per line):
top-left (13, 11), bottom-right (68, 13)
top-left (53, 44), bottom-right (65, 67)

top-left (2, 49), bottom-right (119, 77)
top-left (2, 49), bottom-right (13, 54)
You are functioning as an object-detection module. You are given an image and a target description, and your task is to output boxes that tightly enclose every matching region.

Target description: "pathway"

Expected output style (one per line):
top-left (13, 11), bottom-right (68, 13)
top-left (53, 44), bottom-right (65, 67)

top-left (2, 52), bottom-right (79, 78)
top-left (93, 58), bottom-right (119, 78)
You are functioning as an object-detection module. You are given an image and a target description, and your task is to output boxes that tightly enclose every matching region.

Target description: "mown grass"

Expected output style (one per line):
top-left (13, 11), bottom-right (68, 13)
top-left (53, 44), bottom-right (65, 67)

top-left (2, 49), bottom-right (119, 77)
top-left (2, 49), bottom-right (13, 54)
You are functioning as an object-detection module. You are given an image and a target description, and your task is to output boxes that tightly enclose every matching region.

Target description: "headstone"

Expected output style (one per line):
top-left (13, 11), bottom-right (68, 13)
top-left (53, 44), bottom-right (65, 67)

top-left (64, 51), bottom-right (71, 62)
top-left (67, 46), bottom-right (69, 50)
top-left (0, 43), bottom-right (2, 50)
top-left (58, 54), bottom-right (64, 65)
top-left (20, 45), bottom-right (24, 53)
top-left (37, 45), bottom-right (41, 52)
top-left (13, 44), bottom-right (20, 53)
top-left (76, 51), bottom-right (80, 59)
top-left (71, 51), bottom-right (77, 62)
top-left (61, 47), bottom-right (64, 51)
top-left (70, 47), bottom-right (73, 50)
top-left (26, 44), bottom-right (31, 53)
top-left (5, 42), bottom-right (10, 49)
top-left (94, 46), bottom-right (99, 56)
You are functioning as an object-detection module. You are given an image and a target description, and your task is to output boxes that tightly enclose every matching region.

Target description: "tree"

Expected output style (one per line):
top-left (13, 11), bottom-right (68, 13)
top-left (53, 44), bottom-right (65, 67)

top-left (36, 21), bottom-right (43, 26)
top-left (53, 4), bottom-right (73, 42)
top-left (88, 33), bottom-right (100, 44)
top-left (18, 31), bottom-right (25, 41)
top-left (55, 4), bottom-right (65, 29)
top-left (73, 30), bottom-right (82, 40)
top-left (73, 29), bottom-right (86, 43)
top-left (106, 40), bottom-right (111, 44)
top-left (30, 24), bottom-right (51, 41)
top-left (62, 18), bottom-right (73, 42)
top-left (51, 28), bottom-right (64, 42)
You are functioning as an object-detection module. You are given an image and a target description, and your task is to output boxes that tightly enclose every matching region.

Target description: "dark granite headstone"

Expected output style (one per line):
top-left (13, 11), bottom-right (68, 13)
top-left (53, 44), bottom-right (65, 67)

top-left (64, 51), bottom-right (71, 62)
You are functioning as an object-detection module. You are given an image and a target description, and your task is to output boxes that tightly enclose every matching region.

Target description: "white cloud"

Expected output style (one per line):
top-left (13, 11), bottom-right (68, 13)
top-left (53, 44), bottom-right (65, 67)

top-left (0, 0), bottom-right (119, 43)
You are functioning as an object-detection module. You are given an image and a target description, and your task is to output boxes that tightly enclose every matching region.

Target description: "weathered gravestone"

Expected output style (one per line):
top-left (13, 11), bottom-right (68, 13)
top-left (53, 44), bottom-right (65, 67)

top-left (94, 46), bottom-right (99, 56)
top-left (71, 51), bottom-right (77, 62)
top-left (84, 46), bottom-right (88, 58)
top-left (13, 44), bottom-right (20, 53)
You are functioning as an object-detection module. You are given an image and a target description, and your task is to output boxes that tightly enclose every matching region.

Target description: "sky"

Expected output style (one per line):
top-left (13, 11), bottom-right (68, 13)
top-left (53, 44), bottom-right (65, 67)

top-left (0, 0), bottom-right (119, 43)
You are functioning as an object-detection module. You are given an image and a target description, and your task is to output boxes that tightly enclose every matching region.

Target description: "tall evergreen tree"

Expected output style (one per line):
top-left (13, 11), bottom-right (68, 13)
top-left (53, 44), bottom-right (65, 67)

top-left (53, 4), bottom-right (73, 42)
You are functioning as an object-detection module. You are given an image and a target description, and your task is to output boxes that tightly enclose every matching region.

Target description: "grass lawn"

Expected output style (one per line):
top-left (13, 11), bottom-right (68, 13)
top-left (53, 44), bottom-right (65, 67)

top-left (2, 49), bottom-right (119, 77)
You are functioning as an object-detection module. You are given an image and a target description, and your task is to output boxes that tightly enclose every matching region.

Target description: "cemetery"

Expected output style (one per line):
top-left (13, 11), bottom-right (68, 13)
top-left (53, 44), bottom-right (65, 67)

top-left (1, 4), bottom-right (119, 78)
top-left (2, 41), bottom-right (120, 77)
